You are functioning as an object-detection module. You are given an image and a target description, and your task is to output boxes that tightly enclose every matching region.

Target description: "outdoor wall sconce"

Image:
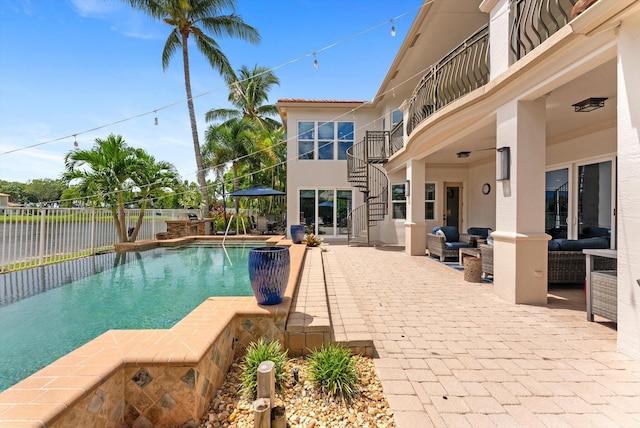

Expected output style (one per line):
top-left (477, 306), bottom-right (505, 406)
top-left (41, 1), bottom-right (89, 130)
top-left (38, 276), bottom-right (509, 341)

top-left (572, 97), bottom-right (607, 112)
top-left (497, 147), bottom-right (510, 181)
top-left (405, 179), bottom-right (411, 197)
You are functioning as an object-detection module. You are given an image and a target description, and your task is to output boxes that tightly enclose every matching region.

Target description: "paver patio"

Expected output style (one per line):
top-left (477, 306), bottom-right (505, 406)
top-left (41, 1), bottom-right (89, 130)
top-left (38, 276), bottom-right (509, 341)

top-left (320, 243), bottom-right (640, 427)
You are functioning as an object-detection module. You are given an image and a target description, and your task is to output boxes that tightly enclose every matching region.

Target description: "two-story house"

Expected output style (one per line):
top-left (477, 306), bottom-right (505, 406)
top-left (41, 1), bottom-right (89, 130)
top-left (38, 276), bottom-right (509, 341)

top-left (277, 0), bottom-right (640, 359)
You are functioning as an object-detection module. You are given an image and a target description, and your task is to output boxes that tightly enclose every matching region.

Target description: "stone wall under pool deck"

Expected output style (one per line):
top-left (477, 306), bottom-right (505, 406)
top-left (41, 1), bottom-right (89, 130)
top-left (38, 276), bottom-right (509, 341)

top-left (0, 241), bottom-right (306, 428)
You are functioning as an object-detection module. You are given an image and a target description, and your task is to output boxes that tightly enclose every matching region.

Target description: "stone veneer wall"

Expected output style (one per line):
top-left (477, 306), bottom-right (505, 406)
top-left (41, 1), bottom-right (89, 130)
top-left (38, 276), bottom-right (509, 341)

top-left (166, 220), bottom-right (205, 239)
top-left (0, 241), bottom-right (306, 428)
top-left (45, 307), bottom-right (294, 427)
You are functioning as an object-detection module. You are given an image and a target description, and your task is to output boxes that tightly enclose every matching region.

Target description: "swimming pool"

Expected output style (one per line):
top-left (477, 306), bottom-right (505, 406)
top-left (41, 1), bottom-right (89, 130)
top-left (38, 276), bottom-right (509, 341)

top-left (0, 244), bottom-right (259, 391)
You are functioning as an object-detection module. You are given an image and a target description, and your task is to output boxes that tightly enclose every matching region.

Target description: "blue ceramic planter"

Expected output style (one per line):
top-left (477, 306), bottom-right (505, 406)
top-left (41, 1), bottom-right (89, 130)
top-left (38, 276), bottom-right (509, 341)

top-left (248, 246), bottom-right (290, 305)
top-left (290, 224), bottom-right (305, 244)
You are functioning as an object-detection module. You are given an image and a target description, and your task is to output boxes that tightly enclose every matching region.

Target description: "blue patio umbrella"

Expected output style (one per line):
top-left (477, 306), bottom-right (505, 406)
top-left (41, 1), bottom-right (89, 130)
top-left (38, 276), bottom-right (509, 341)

top-left (227, 185), bottom-right (285, 197)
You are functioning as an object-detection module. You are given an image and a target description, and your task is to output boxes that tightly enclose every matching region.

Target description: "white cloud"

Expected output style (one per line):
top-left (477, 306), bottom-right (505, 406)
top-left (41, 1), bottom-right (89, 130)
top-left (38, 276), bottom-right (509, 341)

top-left (69, 0), bottom-right (121, 18)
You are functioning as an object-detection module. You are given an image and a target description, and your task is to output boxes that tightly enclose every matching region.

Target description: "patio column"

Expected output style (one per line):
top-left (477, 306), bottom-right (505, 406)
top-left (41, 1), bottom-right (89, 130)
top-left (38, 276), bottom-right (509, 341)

top-left (616, 10), bottom-right (640, 359)
top-left (405, 159), bottom-right (426, 256)
top-left (493, 98), bottom-right (548, 304)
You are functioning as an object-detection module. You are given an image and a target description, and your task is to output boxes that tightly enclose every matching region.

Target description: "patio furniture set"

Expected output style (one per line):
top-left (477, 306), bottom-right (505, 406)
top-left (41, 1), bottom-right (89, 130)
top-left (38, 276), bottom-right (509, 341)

top-left (427, 227), bottom-right (618, 322)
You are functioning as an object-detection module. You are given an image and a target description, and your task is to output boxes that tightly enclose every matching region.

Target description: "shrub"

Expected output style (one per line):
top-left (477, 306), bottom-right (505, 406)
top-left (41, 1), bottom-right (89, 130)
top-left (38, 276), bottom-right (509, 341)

top-left (307, 344), bottom-right (358, 398)
top-left (303, 233), bottom-right (323, 247)
top-left (240, 339), bottom-right (289, 399)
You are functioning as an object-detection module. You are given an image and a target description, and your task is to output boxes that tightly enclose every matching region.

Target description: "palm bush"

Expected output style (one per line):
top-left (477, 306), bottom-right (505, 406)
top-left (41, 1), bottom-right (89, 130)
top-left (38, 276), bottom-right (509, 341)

top-left (307, 344), bottom-right (358, 398)
top-left (303, 233), bottom-right (323, 247)
top-left (240, 339), bottom-right (289, 399)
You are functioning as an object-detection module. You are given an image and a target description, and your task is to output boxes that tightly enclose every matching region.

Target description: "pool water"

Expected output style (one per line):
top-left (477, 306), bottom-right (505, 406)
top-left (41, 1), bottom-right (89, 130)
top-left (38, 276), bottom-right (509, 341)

top-left (0, 244), bottom-right (258, 391)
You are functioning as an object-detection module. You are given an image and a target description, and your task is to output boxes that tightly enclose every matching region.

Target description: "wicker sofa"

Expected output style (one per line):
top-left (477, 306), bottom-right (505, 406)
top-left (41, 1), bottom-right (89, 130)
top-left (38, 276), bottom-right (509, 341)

top-left (427, 226), bottom-right (478, 260)
top-left (479, 237), bottom-right (616, 284)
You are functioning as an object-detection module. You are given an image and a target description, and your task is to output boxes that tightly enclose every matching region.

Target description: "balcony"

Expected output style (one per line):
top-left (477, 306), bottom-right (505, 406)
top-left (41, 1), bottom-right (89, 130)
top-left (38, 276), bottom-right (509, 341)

top-left (510, 0), bottom-right (576, 62)
top-left (407, 24), bottom-right (489, 136)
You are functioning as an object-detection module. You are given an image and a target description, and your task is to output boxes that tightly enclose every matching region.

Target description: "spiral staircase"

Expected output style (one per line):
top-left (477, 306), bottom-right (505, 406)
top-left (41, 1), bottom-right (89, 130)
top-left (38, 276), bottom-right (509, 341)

top-left (346, 131), bottom-right (391, 246)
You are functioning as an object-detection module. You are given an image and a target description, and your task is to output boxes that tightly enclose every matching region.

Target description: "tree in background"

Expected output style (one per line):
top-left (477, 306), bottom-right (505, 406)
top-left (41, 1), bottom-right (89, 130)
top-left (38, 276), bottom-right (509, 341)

top-left (203, 118), bottom-right (258, 227)
top-left (206, 64), bottom-right (281, 130)
top-left (121, 0), bottom-right (260, 213)
top-left (0, 180), bottom-right (27, 205)
top-left (62, 134), bottom-right (178, 242)
top-left (24, 179), bottom-right (66, 206)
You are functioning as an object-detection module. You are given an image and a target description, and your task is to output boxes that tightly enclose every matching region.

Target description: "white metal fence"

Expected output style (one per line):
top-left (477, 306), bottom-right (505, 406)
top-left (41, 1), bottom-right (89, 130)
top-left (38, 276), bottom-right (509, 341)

top-left (0, 207), bottom-right (198, 272)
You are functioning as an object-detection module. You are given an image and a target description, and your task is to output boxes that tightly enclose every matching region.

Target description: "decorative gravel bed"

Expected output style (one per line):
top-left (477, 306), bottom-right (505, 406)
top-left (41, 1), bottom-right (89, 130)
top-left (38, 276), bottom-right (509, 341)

top-left (199, 355), bottom-right (396, 428)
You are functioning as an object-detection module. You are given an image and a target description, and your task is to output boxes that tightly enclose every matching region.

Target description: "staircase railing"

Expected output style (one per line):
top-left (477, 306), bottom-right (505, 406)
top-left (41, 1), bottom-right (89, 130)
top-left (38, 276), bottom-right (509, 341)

top-left (510, 0), bottom-right (575, 63)
top-left (407, 24), bottom-right (490, 136)
top-left (346, 131), bottom-right (390, 245)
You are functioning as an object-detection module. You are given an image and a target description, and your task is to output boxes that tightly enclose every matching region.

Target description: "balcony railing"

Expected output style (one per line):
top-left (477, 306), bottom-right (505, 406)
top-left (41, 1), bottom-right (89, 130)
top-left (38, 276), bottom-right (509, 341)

top-left (510, 0), bottom-right (576, 62)
top-left (407, 24), bottom-right (489, 136)
top-left (389, 120), bottom-right (404, 157)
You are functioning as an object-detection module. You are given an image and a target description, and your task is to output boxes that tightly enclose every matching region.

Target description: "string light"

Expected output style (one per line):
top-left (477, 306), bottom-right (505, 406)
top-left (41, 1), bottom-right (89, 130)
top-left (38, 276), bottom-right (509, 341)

top-left (154, 111), bottom-right (158, 126)
top-left (73, 135), bottom-right (79, 150)
top-left (1, 2), bottom-right (431, 158)
top-left (390, 19), bottom-right (396, 37)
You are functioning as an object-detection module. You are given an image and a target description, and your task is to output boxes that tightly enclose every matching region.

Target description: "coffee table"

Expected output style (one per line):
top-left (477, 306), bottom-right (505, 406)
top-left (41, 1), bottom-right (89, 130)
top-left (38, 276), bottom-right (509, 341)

top-left (459, 247), bottom-right (481, 266)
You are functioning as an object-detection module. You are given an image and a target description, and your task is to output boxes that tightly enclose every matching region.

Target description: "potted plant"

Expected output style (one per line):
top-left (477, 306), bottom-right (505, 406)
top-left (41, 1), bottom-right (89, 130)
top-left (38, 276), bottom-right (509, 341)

top-left (248, 246), bottom-right (290, 305)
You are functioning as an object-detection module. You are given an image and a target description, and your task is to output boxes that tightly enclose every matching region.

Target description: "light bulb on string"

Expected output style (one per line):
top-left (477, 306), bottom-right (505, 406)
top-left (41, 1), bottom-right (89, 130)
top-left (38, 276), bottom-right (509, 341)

top-left (313, 52), bottom-right (318, 69)
top-left (390, 19), bottom-right (396, 37)
top-left (392, 89), bottom-right (396, 98)
top-left (154, 111), bottom-right (158, 126)
top-left (73, 135), bottom-right (79, 150)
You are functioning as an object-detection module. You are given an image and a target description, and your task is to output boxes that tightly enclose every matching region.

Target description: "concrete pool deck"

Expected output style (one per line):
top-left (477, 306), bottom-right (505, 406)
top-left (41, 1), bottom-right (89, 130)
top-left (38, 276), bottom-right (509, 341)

top-left (317, 243), bottom-right (640, 427)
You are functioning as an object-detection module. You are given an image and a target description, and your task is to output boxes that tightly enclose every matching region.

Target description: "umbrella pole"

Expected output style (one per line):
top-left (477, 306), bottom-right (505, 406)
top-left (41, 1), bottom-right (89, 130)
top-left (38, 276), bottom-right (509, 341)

top-left (222, 183), bottom-right (227, 233)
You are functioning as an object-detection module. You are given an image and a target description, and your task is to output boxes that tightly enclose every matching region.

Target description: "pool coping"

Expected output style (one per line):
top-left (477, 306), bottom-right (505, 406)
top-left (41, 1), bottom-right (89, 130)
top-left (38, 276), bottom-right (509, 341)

top-left (0, 237), bottom-right (307, 427)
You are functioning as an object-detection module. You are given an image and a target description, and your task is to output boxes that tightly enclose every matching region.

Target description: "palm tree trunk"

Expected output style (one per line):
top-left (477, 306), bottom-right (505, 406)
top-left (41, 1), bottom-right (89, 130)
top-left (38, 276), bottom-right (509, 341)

top-left (117, 191), bottom-right (127, 242)
top-left (181, 33), bottom-right (211, 213)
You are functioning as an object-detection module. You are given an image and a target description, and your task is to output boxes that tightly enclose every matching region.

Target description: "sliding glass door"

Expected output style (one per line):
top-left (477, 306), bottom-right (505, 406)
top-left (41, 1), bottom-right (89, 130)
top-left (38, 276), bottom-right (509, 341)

top-left (298, 189), bottom-right (352, 237)
top-left (546, 158), bottom-right (615, 246)
top-left (577, 160), bottom-right (612, 243)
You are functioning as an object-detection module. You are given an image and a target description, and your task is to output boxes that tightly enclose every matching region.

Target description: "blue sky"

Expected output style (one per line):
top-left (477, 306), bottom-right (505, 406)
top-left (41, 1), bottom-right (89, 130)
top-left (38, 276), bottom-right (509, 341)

top-left (0, 0), bottom-right (420, 184)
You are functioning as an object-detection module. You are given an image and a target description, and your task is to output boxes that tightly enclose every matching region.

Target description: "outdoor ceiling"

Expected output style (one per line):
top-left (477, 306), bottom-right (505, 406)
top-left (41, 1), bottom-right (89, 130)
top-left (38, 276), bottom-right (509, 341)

top-left (422, 59), bottom-right (617, 165)
top-left (377, 0), bottom-right (487, 104)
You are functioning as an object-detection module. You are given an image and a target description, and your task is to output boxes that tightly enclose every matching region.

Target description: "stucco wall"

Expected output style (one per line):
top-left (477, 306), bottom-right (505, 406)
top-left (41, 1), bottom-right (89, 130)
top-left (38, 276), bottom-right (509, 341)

top-left (283, 105), bottom-right (379, 237)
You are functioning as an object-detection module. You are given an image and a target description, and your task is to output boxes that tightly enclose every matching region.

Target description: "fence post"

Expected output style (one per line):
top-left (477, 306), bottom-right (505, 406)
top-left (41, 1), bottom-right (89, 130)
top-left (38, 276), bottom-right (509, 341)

top-left (39, 209), bottom-right (46, 266)
top-left (90, 209), bottom-right (96, 254)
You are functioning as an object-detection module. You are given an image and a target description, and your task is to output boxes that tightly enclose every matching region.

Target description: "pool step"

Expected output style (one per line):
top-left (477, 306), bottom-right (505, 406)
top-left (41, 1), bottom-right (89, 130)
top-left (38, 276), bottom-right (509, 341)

top-left (322, 248), bottom-right (374, 357)
top-left (285, 246), bottom-right (374, 357)
top-left (285, 247), bottom-right (331, 356)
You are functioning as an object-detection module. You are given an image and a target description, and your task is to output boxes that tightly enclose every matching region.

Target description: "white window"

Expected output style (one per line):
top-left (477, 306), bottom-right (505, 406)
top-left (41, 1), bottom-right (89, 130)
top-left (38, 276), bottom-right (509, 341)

top-left (297, 121), bottom-right (354, 160)
top-left (425, 183), bottom-right (436, 220)
top-left (391, 183), bottom-right (406, 219)
top-left (392, 110), bottom-right (402, 125)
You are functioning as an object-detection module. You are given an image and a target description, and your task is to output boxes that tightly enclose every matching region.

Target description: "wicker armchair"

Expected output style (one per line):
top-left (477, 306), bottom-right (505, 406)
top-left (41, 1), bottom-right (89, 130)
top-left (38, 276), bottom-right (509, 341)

top-left (479, 244), bottom-right (494, 277)
top-left (427, 227), bottom-right (478, 261)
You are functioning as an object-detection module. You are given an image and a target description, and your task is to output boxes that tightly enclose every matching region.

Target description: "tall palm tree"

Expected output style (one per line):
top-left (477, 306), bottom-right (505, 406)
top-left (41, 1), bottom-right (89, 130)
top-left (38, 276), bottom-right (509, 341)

top-left (203, 118), bottom-right (259, 228)
top-left (203, 118), bottom-right (258, 194)
top-left (62, 134), bottom-right (179, 243)
top-left (205, 64), bottom-right (281, 130)
top-left (122, 0), bottom-right (260, 212)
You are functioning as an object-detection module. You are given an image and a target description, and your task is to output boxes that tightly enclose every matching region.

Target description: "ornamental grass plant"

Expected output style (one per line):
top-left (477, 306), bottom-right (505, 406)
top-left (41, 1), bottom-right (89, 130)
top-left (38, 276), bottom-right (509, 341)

top-left (307, 344), bottom-right (359, 399)
top-left (239, 339), bottom-right (289, 399)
